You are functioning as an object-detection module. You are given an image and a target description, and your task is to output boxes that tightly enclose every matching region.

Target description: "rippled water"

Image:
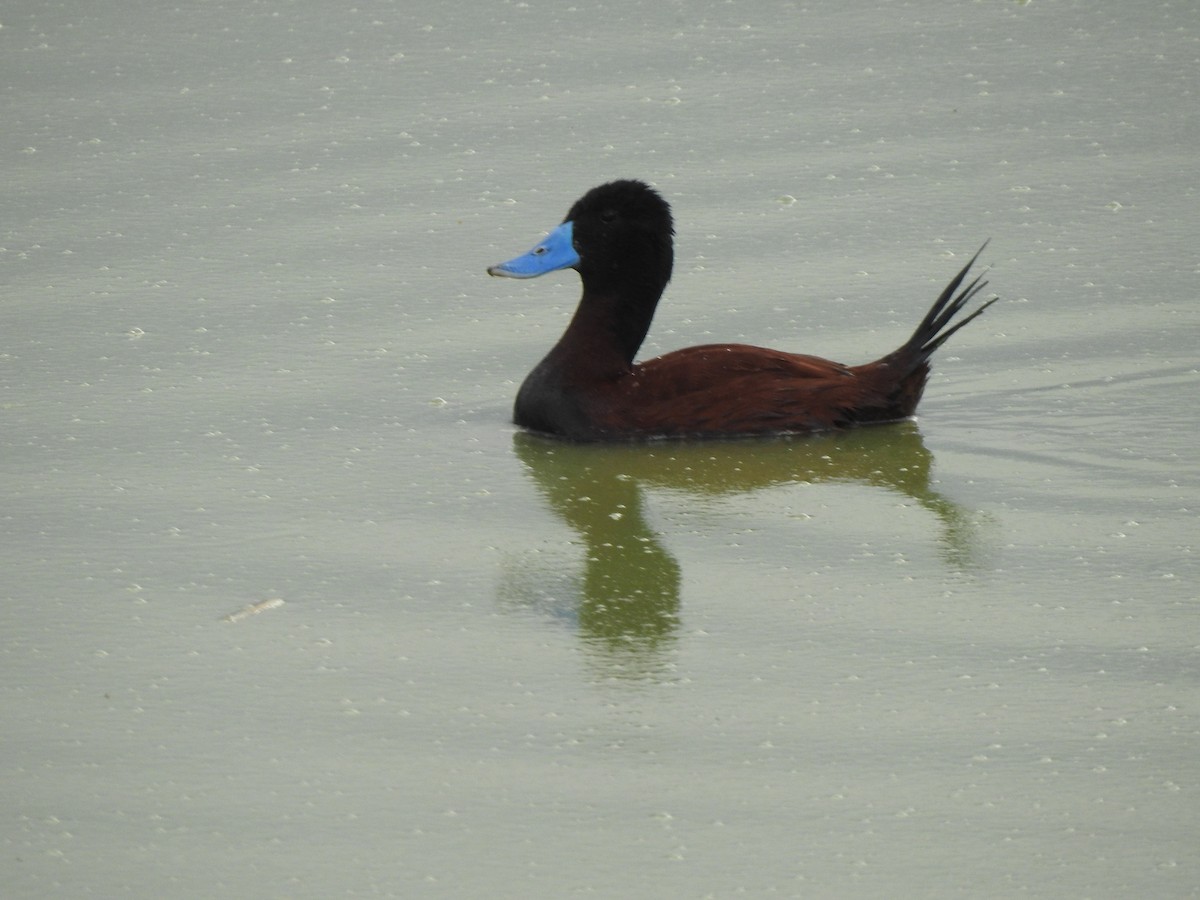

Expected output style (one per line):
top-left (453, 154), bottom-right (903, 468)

top-left (4, 1), bottom-right (1197, 896)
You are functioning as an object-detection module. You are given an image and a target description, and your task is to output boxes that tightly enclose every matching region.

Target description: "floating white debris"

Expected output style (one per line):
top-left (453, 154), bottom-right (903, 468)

top-left (222, 597), bottom-right (285, 623)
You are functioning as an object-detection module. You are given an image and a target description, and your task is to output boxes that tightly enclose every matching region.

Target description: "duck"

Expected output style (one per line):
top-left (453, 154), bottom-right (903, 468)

top-left (488, 179), bottom-right (995, 441)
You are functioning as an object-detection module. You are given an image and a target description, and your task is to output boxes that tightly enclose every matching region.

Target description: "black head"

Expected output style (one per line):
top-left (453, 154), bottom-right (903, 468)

top-left (488, 180), bottom-right (677, 377)
top-left (563, 180), bottom-right (675, 294)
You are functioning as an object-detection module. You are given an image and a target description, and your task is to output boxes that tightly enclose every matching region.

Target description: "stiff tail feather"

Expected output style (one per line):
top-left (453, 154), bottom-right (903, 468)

top-left (903, 241), bottom-right (996, 365)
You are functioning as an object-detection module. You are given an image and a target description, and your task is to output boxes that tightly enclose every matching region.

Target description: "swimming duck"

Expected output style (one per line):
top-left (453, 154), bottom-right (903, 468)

top-left (488, 179), bottom-right (995, 441)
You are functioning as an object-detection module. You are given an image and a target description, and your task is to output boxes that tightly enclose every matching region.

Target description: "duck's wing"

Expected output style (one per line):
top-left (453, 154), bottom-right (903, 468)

top-left (592, 344), bottom-right (862, 437)
top-left (637, 344), bottom-right (853, 387)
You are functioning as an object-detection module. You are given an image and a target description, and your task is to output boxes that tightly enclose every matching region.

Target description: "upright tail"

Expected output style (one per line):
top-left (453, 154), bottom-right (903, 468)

top-left (851, 243), bottom-right (996, 424)
top-left (898, 242), bottom-right (996, 369)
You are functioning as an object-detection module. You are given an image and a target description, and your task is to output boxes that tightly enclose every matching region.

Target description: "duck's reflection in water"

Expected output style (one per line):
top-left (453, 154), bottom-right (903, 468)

top-left (499, 423), bottom-right (982, 681)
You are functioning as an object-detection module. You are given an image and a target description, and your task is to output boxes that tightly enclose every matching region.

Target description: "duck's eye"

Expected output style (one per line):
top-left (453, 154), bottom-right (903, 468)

top-left (600, 209), bottom-right (617, 224)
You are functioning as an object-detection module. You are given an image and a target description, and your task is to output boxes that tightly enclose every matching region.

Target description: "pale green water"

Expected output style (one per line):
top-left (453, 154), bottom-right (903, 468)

top-left (3, 1), bottom-right (1198, 897)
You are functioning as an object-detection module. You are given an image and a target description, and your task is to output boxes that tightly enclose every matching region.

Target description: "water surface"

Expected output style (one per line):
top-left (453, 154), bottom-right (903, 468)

top-left (3, 1), bottom-right (1197, 896)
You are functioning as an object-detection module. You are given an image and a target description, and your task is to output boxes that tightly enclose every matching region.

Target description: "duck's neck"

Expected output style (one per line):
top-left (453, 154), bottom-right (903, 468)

top-left (515, 279), bottom-right (665, 437)
top-left (545, 282), bottom-right (663, 379)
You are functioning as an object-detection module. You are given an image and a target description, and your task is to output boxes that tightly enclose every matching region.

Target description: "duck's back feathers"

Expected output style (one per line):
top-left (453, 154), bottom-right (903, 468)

top-left (617, 345), bottom-right (855, 437)
top-left (577, 343), bottom-right (920, 439)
